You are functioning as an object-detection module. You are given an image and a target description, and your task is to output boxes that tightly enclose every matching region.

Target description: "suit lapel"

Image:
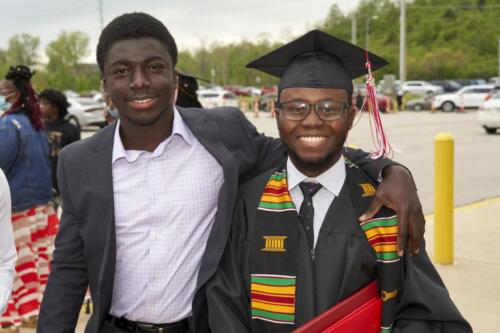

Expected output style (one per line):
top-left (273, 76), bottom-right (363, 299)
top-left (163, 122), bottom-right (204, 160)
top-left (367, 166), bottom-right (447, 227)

top-left (179, 108), bottom-right (239, 291)
top-left (86, 123), bottom-right (117, 316)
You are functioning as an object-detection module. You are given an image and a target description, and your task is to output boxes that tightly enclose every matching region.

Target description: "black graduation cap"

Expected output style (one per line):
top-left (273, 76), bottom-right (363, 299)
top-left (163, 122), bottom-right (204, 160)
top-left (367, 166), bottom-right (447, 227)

top-left (246, 30), bottom-right (388, 94)
top-left (175, 72), bottom-right (209, 108)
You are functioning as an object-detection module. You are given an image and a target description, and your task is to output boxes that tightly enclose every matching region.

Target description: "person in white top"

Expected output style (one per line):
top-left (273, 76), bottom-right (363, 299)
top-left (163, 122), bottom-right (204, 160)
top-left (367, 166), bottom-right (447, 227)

top-left (0, 169), bottom-right (16, 314)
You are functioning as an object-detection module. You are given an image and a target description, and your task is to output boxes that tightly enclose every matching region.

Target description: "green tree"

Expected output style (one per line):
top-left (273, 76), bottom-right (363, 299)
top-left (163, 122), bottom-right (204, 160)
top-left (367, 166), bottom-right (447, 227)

top-left (6, 34), bottom-right (40, 66)
top-left (46, 31), bottom-right (90, 71)
top-left (44, 31), bottom-right (97, 92)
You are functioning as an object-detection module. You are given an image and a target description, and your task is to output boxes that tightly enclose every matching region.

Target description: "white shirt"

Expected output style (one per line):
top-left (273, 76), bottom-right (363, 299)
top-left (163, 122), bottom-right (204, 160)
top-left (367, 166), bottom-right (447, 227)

top-left (0, 169), bottom-right (16, 314)
top-left (287, 156), bottom-right (346, 247)
top-left (109, 108), bottom-right (224, 323)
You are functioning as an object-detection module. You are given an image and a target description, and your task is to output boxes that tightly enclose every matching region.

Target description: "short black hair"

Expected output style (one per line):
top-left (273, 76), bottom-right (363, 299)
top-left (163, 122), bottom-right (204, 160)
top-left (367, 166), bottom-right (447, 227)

top-left (39, 89), bottom-right (70, 119)
top-left (96, 12), bottom-right (178, 74)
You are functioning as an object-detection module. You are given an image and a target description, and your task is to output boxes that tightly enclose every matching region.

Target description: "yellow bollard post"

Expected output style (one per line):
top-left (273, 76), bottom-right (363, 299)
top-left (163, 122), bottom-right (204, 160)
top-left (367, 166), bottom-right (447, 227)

top-left (434, 132), bottom-right (454, 264)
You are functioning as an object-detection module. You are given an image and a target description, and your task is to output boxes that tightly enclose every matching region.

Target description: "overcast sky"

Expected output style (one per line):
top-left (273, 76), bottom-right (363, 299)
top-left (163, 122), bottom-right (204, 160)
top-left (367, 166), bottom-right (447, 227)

top-left (0, 0), bottom-right (360, 62)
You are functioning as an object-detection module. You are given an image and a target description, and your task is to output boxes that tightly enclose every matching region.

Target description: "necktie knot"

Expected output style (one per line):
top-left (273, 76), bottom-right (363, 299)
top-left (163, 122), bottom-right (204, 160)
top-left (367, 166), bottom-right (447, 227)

top-left (299, 182), bottom-right (322, 198)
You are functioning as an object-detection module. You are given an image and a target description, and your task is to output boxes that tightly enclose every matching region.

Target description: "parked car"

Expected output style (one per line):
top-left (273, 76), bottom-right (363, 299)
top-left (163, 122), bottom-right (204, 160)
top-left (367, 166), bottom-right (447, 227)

top-left (197, 89), bottom-right (239, 108)
top-left (401, 81), bottom-right (444, 95)
top-left (247, 86), bottom-right (262, 96)
top-left (353, 85), bottom-right (393, 113)
top-left (224, 85), bottom-right (250, 97)
top-left (454, 79), bottom-right (487, 88)
top-left (478, 92), bottom-right (500, 134)
top-left (432, 84), bottom-right (494, 112)
top-left (485, 86), bottom-right (500, 101)
top-left (430, 80), bottom-right (461, 93)
top-left (259, 93), bottom-right (278, 111)
top-left (260, 85), bottom-right (278, 95)
top-left (66, 97), bottom-right (106, 129)
top-left (406, 95), bottom-right (433, 111)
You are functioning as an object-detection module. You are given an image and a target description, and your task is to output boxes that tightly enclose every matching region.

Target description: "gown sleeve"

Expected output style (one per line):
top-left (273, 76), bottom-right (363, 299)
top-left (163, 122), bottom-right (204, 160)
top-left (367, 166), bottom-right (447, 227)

top-left (206, 197), bottom-right (252, 333)
top-left (393, 241), bottom-right (473, 333)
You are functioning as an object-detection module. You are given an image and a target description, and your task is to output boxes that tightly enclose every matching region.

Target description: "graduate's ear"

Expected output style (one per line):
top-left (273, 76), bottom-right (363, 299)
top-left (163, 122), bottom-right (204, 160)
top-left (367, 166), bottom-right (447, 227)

top-left (275, 95), bottom-right (281, 125)
top-left (347, 104), bottom-right (357, 130)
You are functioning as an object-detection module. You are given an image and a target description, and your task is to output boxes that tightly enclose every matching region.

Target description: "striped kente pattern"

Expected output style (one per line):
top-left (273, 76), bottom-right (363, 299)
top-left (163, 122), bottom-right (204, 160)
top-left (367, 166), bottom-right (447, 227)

top-left (257, 171), bottom-right (296, 212)
top-left (360, 215), bottom-right (400, 263)
top-left (251, 274), bottom-right (296, 325)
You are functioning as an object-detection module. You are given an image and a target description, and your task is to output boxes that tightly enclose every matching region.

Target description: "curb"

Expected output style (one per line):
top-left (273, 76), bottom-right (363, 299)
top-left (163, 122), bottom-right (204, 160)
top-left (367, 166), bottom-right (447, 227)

top-left (425, 197), bottom-right (500, 220)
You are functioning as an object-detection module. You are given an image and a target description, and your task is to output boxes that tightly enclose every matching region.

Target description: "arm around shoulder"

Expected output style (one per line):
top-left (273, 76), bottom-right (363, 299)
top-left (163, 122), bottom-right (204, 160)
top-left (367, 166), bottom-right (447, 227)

top-left (233, 108), bottom-right (285, 178)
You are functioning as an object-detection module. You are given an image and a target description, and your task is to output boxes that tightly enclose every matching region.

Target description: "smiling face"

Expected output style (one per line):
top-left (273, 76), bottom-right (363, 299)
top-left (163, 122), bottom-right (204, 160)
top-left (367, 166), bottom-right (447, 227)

top-left (39, 97), bottom-right (59, 122)
top-left (0, 79), bottom-right (19, 105)
top-left (277, 87), bottom-right (355, 177)
top-left (102, 38), bottom-right (176, 127)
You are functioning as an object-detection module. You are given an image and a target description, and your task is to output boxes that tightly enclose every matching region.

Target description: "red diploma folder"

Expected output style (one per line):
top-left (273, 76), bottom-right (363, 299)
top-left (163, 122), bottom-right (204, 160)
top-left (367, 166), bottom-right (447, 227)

top-left (293, 281), bottom-right (382, 333)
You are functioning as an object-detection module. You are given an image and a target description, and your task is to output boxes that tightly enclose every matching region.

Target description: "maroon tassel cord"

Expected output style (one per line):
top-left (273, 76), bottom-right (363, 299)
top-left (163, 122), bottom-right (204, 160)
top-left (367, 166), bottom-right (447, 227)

top-left (364, 51), bottom-right (392, 159)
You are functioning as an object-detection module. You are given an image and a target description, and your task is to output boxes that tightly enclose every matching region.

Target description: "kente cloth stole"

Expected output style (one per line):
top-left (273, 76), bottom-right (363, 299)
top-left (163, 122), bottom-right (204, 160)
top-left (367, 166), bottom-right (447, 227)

top-left (250, 160), bottom-right (401, 333)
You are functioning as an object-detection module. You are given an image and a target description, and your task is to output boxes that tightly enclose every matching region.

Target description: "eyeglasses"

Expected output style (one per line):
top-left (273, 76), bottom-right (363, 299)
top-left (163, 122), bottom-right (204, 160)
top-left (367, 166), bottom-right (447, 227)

top-left (277, 99), bottom-right (350, 121)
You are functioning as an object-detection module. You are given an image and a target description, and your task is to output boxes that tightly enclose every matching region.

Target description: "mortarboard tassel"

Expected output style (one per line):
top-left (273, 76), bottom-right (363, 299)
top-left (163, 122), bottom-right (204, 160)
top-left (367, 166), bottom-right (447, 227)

top-left (364, 50), bottom-right (392, 159)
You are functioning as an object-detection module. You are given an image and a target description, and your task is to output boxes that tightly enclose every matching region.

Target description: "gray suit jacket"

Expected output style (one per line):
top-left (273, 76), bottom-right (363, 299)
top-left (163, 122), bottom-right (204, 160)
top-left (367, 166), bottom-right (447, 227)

top-left (38, 107), bottom-right (393, 333)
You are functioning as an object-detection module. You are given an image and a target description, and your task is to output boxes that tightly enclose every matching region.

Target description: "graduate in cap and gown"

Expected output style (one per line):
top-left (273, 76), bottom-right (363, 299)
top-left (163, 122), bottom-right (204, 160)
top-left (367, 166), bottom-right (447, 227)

top-left (206, 30), bottom-right (472, 333)
top-left (175, 72), bottom-right (203, 108)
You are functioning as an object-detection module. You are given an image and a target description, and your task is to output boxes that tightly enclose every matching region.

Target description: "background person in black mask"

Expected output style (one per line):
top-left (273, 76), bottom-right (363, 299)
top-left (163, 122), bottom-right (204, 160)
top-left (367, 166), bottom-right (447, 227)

top-left (39, 89), bottom-right (80, 194)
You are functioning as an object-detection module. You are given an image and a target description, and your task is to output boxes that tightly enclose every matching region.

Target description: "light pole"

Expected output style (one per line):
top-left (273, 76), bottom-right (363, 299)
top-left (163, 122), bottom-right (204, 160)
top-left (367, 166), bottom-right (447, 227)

top-left (351, 14), bottom-right (357, 45)
top-left (400, 0), bottom-right (407, 83)
top-left (98, 0), bottom-right (104, 31)
top-left (365, 15), bottom-right (379, 50)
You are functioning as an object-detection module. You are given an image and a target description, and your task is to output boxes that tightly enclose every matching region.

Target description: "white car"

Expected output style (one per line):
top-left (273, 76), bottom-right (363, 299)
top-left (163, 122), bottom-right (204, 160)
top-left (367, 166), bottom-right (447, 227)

top-left (432, 85), bottom-right (494, 112)
top-left (66, 97), bottom-right (106, 129)
top-left (478, 92), bottom-right (500, 134)
top-left (401, 81), bottom-right (444, 95)
top-left (197, 89), bottom-right (239, 109)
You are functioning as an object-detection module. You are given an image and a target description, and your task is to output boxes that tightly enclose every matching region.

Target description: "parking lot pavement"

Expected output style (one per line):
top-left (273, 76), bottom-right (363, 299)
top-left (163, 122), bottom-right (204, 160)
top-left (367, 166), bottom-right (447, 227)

top-left (425, 198), bottom-right (500, 333)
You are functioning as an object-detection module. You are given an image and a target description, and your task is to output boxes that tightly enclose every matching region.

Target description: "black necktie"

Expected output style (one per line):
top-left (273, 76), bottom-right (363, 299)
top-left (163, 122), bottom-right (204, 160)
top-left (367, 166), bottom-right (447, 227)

top-left (298, 182), bottom-right (322, 250)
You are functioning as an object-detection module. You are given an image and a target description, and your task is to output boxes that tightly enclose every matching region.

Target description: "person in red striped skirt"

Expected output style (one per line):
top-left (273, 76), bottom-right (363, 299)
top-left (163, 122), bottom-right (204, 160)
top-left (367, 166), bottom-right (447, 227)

top-left (0, 66), bottom-right (59, 332)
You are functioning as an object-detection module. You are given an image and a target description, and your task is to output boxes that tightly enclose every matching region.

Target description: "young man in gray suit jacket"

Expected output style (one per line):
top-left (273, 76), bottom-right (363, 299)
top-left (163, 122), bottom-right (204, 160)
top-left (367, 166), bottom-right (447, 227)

top-left (38, 12), bottom-right (424, 333)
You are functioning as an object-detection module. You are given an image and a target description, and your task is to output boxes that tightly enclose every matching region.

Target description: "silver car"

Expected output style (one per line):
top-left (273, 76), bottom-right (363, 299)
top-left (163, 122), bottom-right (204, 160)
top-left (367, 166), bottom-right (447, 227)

top-left (478, 92), bottom-right (500, 134)
top-left (66, 97), bottom-right (106, 129)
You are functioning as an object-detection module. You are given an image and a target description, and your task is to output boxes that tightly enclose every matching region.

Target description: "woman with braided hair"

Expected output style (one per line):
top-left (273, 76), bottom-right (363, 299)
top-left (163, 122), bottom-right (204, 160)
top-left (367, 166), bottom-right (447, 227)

top-left (0, 65), bottom-right (58, 332)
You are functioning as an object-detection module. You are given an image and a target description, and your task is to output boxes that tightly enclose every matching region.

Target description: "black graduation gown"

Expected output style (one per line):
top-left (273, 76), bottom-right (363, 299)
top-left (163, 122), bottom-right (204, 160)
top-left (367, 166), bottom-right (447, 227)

top-left (206, 168), bottom-right (472, 333)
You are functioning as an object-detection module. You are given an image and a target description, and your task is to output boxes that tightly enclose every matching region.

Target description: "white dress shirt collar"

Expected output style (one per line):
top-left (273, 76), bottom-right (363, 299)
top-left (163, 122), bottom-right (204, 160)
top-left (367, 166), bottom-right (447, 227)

top-left (287, 155), bottom-right (346, 196)
top-left (112, 106), bottom-right (194, 164)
